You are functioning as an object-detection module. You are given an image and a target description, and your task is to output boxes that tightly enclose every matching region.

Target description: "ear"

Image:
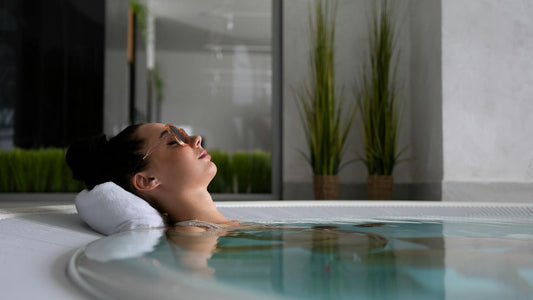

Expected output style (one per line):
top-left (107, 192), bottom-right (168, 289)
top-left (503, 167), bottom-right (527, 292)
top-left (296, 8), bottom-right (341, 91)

top-left (132, 172), bottom-right (160, 192)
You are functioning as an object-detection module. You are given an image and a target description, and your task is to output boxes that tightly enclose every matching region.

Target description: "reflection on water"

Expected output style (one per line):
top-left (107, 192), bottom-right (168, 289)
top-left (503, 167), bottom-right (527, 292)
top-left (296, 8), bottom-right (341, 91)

top-left (77, 221), bottom-right (533, 300)
top-left (160, 221), bottom-right (533, 299)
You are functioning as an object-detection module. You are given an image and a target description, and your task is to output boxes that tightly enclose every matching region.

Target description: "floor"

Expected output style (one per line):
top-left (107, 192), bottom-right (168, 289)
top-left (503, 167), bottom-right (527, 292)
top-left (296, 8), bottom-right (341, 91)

top-left (0, 200), bottom-right (102, 299)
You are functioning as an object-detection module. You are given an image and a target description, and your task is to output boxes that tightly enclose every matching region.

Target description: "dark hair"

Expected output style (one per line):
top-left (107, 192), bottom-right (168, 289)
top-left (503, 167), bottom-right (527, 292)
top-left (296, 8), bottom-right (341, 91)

top-left (66, 124), bottom-right (149, 193)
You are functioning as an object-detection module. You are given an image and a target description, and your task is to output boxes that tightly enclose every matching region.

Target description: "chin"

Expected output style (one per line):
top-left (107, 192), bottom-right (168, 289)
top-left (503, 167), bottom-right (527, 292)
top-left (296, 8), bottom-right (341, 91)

top-left (207, 162), bottom-right (217, 181)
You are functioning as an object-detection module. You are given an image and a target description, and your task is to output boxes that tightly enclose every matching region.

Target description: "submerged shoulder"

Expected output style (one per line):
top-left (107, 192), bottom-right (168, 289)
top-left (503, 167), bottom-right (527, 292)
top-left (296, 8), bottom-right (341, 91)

top-left (173, 225), bottom-right (207, 233)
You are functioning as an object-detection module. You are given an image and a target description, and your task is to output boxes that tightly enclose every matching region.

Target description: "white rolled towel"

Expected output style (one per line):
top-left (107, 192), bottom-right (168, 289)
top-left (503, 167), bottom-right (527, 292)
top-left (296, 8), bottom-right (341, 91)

top-left (75, 182), bottom-right (165, 235)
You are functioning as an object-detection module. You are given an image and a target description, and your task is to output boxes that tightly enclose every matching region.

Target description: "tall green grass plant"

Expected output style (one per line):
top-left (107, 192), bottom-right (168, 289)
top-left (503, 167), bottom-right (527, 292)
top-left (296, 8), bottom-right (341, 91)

top-left (357, 0), bottom-right (406, 176)
top-left (296, 0), bottom-right (357, 175)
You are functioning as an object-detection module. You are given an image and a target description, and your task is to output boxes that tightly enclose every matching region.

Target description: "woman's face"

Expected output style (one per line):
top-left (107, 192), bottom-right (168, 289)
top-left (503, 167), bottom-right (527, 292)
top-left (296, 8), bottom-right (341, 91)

top-left (137, 123), bottom-right (217, 192)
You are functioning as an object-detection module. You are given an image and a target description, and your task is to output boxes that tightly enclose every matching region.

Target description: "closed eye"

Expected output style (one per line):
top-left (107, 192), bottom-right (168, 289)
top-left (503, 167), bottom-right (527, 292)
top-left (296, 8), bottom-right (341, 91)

top-left (167, 140), bottom-right (178, 145)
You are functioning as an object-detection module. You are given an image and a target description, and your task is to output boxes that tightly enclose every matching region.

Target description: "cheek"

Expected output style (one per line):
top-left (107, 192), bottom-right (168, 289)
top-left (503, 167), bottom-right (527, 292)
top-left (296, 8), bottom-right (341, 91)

top-left (151, 151), bottom-right (188, 182)
top-left (158, 150), bottom-right (216, 186)
top-left (167, 156), bottom-right (195, 182)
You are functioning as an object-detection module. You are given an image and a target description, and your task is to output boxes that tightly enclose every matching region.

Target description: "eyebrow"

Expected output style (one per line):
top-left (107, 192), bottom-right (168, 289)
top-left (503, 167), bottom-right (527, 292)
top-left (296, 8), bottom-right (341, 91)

top-left (159, 130), bottom-right (169, 139)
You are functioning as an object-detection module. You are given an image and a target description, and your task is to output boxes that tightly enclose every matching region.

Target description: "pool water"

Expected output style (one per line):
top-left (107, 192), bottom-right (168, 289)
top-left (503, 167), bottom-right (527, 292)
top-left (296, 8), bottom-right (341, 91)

top-left (71, 220), bottom-right (533, 300)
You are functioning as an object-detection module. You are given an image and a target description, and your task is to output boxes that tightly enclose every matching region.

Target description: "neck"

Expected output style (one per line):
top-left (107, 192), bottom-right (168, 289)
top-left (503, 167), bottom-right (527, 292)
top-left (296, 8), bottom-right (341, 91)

top-left (158, 188), bottom-right (229, 225)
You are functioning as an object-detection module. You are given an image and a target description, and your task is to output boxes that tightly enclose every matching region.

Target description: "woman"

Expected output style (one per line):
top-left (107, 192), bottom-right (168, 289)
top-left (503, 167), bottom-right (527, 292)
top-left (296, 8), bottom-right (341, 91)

top-left (66, 123), bottom-right (238, 230)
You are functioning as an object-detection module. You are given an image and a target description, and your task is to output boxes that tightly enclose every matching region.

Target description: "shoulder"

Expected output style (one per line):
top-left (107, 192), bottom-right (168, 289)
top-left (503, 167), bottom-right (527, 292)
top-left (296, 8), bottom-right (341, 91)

top-left (173, 225), bottom-right (207, 233)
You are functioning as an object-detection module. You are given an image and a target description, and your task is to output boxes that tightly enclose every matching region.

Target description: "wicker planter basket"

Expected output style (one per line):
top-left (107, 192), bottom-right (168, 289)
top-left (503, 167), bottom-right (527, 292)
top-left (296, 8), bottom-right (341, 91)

top-left (367, 175), bottom-right (393, 200)
top-left (313, 175), bottom-right (339, 200)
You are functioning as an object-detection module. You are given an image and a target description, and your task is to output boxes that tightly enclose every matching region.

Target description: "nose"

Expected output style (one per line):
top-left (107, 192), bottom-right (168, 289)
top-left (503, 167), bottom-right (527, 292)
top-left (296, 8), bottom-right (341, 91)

top-left (191, 135), bottom-right (202, 148)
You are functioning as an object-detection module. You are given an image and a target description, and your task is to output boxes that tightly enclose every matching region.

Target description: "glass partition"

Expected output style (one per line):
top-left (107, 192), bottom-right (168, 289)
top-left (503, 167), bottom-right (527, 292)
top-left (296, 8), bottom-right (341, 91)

top-left (148, 0), bottom-right (279, 199)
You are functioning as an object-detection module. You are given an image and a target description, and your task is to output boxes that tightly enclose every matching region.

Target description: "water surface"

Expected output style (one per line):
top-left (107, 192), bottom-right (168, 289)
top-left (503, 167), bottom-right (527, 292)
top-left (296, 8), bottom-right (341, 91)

top-left (75, 220), bottom-right (533, 300)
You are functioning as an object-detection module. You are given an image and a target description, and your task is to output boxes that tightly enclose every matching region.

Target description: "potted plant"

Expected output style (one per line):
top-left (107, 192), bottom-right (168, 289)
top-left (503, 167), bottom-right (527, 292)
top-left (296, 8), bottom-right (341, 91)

top-left (296, 0), bottom-right (357, 200)
top-left (357, 0), bottom-right (406, 200)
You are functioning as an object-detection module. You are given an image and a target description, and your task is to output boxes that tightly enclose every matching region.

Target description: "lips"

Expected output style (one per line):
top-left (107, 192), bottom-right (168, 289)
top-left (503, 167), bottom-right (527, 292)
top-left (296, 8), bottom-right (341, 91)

top-left (198, 149), bottom-right (210, 160)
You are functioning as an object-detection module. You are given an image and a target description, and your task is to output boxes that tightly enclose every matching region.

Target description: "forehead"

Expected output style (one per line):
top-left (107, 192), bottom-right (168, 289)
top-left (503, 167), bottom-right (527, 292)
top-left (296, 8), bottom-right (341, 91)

top-left (138, 123), bottom-right (167, 143)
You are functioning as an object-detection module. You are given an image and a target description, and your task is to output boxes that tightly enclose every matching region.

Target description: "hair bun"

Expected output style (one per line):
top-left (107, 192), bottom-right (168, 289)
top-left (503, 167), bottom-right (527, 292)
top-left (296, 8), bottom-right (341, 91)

top-left (66, 134), bottom-right (111, 189)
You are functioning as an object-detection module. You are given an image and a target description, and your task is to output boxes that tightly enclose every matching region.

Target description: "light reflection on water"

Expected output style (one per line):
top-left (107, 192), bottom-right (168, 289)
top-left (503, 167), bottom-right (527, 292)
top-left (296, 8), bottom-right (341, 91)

top-left (77, 220), bottom-right (533, 300)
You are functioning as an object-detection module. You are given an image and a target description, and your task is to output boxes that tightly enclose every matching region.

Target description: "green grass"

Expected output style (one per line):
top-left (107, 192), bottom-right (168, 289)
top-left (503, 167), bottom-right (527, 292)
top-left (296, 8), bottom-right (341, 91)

top-left (0, 148), bottom-right (85, 193)
top-left (232, 151), bottom-right (251, 193)
top-left (0, 148), bottom-right (271, 194)
top-left (208, 150), bottom-right (272, 194)
top-left (249, 150), bottom-right (272, 193)
top-left (208, 150), bottom-right (233, 193)
top-left (0, 150), bottom-right (9, 191)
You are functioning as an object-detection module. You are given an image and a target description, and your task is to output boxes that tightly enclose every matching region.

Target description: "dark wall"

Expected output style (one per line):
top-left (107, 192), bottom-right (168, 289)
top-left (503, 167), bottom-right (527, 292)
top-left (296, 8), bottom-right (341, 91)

top-left (0, 0), bottom-right (19, 147)
top-left (3, 0), bottom-right (104, 148)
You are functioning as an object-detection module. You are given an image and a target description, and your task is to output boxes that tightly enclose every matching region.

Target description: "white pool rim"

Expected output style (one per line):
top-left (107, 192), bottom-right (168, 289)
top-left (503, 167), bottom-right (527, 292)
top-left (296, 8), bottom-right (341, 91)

top-left (214, 200), bottom-right (533, 223)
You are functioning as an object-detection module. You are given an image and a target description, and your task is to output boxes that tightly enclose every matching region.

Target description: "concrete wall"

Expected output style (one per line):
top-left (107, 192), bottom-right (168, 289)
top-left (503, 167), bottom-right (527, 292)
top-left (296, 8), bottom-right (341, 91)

top-left (408, 0), bottom-right (443, 200)
top-left (442, 0), bottom-right (533, 201)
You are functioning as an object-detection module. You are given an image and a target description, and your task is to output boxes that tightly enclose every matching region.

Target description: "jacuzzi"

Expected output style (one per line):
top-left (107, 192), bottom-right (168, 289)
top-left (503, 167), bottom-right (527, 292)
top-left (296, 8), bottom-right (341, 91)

top-left (68, 201), bottom-right (533, 300)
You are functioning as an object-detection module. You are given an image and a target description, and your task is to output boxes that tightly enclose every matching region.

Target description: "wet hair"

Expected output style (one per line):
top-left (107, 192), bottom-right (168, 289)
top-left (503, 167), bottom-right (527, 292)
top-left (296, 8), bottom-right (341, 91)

top-left (66, 124), bottom-right (149, 193)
